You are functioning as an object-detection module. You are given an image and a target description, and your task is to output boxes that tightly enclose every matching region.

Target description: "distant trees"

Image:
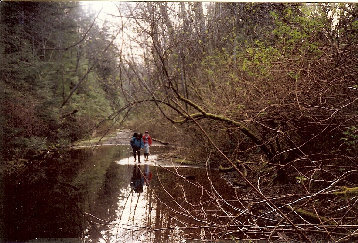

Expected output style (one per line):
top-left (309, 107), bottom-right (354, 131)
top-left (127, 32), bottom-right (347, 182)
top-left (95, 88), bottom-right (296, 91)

top-left (0, 2), bottom-right (120, 160)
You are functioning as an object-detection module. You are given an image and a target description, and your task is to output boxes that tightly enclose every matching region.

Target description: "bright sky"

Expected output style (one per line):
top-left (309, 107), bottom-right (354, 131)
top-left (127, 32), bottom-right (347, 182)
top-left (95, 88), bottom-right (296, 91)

top-left (82, 1), bottom-right (145, 62)
top-left (83, 1), bottom-right (121, 23)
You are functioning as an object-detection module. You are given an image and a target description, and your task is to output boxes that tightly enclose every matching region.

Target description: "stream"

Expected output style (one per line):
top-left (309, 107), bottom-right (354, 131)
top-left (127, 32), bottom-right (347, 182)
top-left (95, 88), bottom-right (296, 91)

top-left (1, 143), bottom-right (237, 242)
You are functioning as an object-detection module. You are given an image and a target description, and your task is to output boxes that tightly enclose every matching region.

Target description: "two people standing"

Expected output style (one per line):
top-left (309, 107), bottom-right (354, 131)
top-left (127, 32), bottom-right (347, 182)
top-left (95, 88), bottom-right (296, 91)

top-left (130, 131), bottom-right (152, 162)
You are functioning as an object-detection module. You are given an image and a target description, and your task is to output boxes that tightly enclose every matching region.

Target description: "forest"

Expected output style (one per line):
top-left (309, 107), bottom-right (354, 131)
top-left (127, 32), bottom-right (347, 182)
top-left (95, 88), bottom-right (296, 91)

top-left (1, 2), bottom-right (358, 242)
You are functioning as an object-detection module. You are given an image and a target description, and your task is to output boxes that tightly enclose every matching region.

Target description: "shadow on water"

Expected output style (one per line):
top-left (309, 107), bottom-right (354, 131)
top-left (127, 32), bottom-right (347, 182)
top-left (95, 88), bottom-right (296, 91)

top-left (1, 145), bottom-right (236, 242)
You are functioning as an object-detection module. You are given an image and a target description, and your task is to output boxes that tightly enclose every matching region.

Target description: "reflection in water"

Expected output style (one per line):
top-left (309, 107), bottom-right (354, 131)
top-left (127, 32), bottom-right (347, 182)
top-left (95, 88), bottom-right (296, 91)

top-left (1, 145), bottom-right (237, 242)
top-left (130, 165), bottom-right (144, 193)
top-left (130, 164), bottom-right (152, 193)
top-left (144, 164), bottom-right (152, 186)
top-left (92, 159), bottom-right (237, 243)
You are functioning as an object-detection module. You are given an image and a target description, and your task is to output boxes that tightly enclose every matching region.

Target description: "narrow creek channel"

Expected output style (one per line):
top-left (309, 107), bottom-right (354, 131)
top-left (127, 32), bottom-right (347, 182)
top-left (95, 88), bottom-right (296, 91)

top-left (2, 144), bottom-right (238, 242)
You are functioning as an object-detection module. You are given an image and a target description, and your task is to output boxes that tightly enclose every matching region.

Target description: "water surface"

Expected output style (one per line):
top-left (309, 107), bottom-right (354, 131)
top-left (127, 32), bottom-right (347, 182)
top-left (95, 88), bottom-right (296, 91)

top-left (1, 145), bottom-right (237, 242)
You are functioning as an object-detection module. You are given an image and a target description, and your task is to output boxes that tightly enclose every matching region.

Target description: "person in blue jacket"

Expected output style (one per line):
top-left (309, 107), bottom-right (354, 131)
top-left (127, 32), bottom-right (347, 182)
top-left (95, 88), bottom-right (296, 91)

top-left (130, 133), bottom-right (144, 162)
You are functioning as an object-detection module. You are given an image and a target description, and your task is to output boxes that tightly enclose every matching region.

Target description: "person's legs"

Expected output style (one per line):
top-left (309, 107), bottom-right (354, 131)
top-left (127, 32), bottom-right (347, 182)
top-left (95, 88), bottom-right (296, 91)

top-left (133, 148), bottom-right (137, 161)
top-left (137, 150), bottom-right (141, 163)
top-left (144, 144), bottom-right (149, 160)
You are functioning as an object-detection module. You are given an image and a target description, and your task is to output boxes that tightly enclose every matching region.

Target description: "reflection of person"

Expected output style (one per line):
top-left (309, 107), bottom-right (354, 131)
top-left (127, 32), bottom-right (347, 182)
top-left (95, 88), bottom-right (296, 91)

top-left (142, 131), bottom-right (152, 161)
top-left (130, 133), bottom-right (144, 162)
top-left (130, 165), bottom-right (144, 193)
top-left (144, 164), bottom-right (152, 185)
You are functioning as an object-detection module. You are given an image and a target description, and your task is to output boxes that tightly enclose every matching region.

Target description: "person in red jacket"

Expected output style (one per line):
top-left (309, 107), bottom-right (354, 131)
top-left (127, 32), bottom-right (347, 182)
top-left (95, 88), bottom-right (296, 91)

top-left (142, 131), bottom-right (152, 161)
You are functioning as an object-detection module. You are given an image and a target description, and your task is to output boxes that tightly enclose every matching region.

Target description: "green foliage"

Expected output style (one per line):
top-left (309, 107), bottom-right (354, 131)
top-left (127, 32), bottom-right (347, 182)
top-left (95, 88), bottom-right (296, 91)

top-left (240, 41), bottom-right (280, 77)
top-left (295, 176), bottom-right (308, 184)
top-left (1, 2), bottom-right (118, 160)
top-left (352, 20), bottom-right (358, 30)
top-left (271, 5), bottom-right (324, 56)
top-left (334, 186), bottom-right (358, 198)
top-left (341, 126), bottom-right (358, 151)
top-left (293, 207), bottom-right (334, 224)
